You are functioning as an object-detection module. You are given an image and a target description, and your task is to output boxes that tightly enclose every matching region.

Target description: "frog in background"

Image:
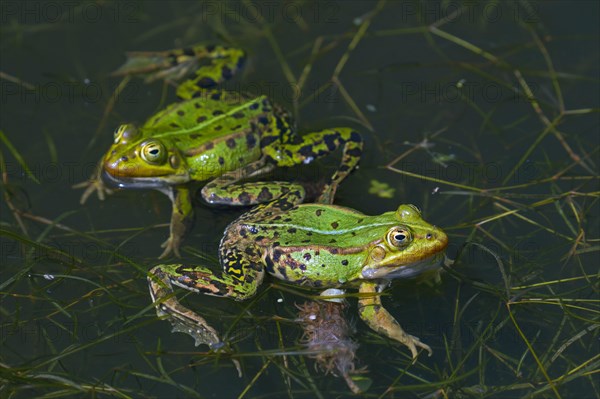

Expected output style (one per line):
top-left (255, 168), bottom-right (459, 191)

top-left (76, 44), bottom-right (363, 258)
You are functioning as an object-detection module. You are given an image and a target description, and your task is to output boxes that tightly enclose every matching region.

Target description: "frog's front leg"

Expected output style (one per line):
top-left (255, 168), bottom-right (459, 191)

top-left (160, 185), bottom-right (193, 259)
top-left (148, 246), bottom-right (265, 347)
top-left (263, 128), bottom-right (363, 205)
top-left (358, 281), bottom-right (432, 359)
top-left (72, 158), bottom-right (114, 204)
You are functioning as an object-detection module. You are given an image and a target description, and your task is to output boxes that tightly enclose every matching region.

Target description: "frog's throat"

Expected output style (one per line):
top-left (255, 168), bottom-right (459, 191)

top-left (361, 252), bottom-right (445, 280)
top-left (102, 169), bottom-right (189, 190)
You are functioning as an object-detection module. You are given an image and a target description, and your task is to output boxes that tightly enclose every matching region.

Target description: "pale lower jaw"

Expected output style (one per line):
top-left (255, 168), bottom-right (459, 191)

top-left (361, 253), bottom-right (445, 280)
top-left (102, 170), bottom-right (188, 189)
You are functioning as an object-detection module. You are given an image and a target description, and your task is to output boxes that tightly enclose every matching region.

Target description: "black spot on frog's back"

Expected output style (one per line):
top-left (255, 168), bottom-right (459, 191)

top-left (237, 192), bottom-right (251, 204)
top-left (257, 187), bottom-right (273, 202)
top-left (198, 77), bottom-right (216, 88)
top-left (221, 66), bottom-right (233, 80)
top-left (246, 134), bottom-right (257, 149)
top-left (226, 138), bottom-right (237, 148)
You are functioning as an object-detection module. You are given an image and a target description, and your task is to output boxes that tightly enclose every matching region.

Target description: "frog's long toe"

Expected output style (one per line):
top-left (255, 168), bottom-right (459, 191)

top-left (404, 333), bottom-right (433, 359)
top-left (159, 236), bottom-right (181, 259)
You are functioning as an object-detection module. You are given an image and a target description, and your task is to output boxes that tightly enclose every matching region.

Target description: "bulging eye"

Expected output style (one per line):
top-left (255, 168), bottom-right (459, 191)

top-left (114, 124), bottom-right (138, 143)
top-left (140, 140), bottom-right (166, 164)
top-left (407, 204), bottom-right (421, 214)
top-left (387, 226), bottom-right (412, 248)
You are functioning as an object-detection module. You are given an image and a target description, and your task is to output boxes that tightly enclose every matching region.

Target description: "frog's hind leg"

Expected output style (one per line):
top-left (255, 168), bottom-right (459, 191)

top-left (148, 266), bottom-right (223, 349)
top-left (111, 44), bottom-right (246, 99)
top-left (175, 45), bottom-right (246, 99)
top-left (148, 245), bottom-right (264, 346)
top-left (263, 128), bottom-right (363, 205)
top-left (152, 236), bottom-right (265, 300)
top-left (201, 159), bottom-right (306, 207)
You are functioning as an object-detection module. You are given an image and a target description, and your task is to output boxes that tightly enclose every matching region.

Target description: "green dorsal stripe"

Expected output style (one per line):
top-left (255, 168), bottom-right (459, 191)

top-left (153, 96), bottom-right (266, 138)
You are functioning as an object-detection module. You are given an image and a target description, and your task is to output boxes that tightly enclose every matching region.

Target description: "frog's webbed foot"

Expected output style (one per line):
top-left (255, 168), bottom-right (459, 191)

top-left (358, 281), bottom-right (432, 359)
top-left (73, 178), bottom-right (113, 204)
top-left (73, 160), bottom-right (113, 204)
top-left (159, 236), bottom-right (181, 259)
top-left (148, 266), bottom-right (222, 349)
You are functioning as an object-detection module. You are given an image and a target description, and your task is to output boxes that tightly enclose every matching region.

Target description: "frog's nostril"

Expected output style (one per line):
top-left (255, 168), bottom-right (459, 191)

top-left (426, 233), bottom-right (433, 240)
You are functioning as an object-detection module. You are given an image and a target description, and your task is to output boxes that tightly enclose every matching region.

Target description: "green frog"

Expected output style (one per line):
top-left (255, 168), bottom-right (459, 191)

top-left (149, 189), bottom-right (448, 359)
top-left (75, 45), bottom-right (363, 258)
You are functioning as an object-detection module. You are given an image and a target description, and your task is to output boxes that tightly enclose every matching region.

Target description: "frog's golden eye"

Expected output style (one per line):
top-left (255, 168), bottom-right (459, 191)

top-left (386, 226), bottom-right (412, 248)
top-left (140, 140), bottom-right (166, 164)
top-left (114, 124), bottom-right (138, 144)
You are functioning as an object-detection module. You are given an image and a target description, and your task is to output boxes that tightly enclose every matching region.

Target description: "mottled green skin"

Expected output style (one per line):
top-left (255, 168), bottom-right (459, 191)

top-left (77, 45), bottom-right (363, 258)
top-left (244, 203), bottom-right (448, 287)
top-left (104, 93), bottom-right (271, 186)
top-left (149, 195), bottom-right (448, 356)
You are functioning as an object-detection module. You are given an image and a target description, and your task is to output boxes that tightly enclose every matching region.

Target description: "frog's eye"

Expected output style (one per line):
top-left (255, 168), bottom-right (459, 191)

top-left (386, 226), bottom-right (412, 248)
top-left (140, 140), bottom-right (167, 164)
top-left (114, 124), bottom-right (138, 144)
top-left (407, 204), bottom-right (421, 214)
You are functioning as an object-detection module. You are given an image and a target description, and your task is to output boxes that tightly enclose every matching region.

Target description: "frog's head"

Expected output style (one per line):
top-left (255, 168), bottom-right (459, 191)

top-left (102, 124), bottom-right (189, 189)
top-left (361, 204), bottom-right (448, 280)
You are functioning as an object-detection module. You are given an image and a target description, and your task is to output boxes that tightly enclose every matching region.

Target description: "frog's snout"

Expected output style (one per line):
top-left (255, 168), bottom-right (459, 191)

top-left (426, 226), bottom-right (448, 252)
top-left (103, 151), bottom-right (139, 180)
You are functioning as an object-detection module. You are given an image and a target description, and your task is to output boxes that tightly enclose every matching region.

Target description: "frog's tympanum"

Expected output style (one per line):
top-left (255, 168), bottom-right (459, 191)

top-left (76, 45), bottom-right (363, 258)
top-left (148, 188), bottom-right (448, 359)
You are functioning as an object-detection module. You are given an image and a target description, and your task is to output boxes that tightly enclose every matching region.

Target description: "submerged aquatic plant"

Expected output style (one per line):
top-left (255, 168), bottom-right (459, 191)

top-left (296, 299), bottom-right (367, 394)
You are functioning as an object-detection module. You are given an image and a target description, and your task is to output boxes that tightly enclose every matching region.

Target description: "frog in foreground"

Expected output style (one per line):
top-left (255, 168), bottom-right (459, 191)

top-left (149, 189), bottom-right (448, 358)
top-left (75, 45), bottom-right (363, 258)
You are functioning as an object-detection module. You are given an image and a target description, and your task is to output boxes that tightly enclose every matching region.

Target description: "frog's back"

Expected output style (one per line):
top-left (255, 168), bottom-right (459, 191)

top-left (253, 204), bottom-right (396, 248)
top-left (139, 93), bottom-right (272, 180)
top-left (142, 93), bottom-right (270, 141)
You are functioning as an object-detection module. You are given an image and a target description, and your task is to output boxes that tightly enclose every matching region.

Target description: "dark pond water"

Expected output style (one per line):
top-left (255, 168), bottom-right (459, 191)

top-left (1, 1), bottom-right (598, 398)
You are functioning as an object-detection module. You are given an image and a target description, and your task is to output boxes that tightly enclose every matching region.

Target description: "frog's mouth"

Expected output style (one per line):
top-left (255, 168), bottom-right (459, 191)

top-left (102, 170), bottom-right (188, 190)
top-left (361, 252), bottom-right (445, 280)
